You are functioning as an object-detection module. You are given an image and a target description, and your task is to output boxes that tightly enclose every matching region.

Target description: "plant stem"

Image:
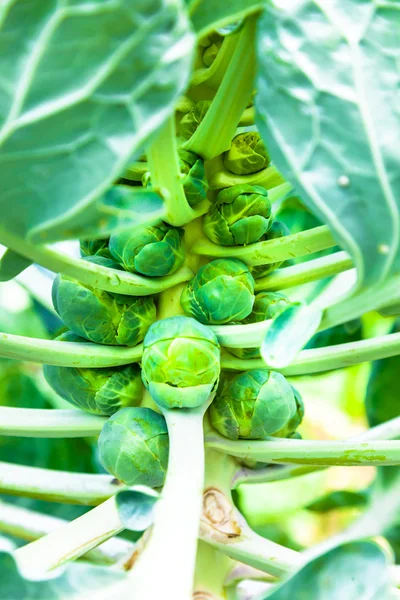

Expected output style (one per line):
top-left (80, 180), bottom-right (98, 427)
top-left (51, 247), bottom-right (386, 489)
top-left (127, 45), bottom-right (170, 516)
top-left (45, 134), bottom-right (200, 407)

top-left (199, 448), bottom-right (301, 577)
top-left (190, 30), bottom-right (239, 90)
top-left (221, 332), bottom-right (400, 376)
top-left (147, 117), bottom-right (208, 227)
top-left (193, 541), bottom-right (232, 600)
top-left (191, 225), bottom-right (337, 266)
top-left (184, 17), bottom-right (257, 160)
top-left (0, 332), bottom-right (143, 367)
top-left (231, 415), bottom-right (400, 487)
top-left (207, 160), bottom-right (288, 192)
top-left (14, 497), bottom-right (125, 575)
top-left (255, 251), bottom-right (354, 292)
top-left (206, 436), bottom-right (400, 467)
top-left (0, 499), bottom-right (134, 566)
top-left (129, 408), bottom-right (207, 600)
top-left (0, 461), bottom-right (125, 505)
top-left (0, 225), bottom-right (193, 295)
top-left (0, 407), bottom-right (105, 437)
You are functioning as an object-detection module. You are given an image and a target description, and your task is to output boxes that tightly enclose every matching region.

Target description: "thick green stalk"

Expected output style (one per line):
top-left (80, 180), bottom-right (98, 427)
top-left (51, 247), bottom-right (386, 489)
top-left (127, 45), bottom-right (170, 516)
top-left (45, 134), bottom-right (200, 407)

top-left (147, 117), bottom-right (209, 227)
top-left (0, 332), bottom-right (143, 367)
top-left (0, 500), bottom-right (133, 566)
top-left (14, 497), bottom-right (125, 575)
top-left (193, 541), bottom-right (233, 600)
top-left (129, 408), bottom-right (207, 600)
top-left (231, 415), bottom-right (400, 487)
top-left (0, 461), bottom-right (125, 505)
top-left (255, 251), bottom-right (354, 292)
top-left (191, 225), bottom-right (337, 266)
top-left (0, 407), bottom-right (105, 437)
top-left (184, 17), bottom-right (257, 160)
top-left (206, 436), bottom-right (400, 467)
top-left (190, 30), bottom-right (239, 90)
top-left (221, 332), bottom-right (400, 376)
top-left (0, 226), bottom-right (193, 295)
top-left (207, 159), bottom-right (288, 192)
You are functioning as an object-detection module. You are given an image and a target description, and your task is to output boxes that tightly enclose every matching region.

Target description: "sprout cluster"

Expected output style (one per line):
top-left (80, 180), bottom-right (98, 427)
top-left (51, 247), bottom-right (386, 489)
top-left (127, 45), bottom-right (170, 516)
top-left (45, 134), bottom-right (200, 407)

top-left (223, 133), bottom-right (270, 176)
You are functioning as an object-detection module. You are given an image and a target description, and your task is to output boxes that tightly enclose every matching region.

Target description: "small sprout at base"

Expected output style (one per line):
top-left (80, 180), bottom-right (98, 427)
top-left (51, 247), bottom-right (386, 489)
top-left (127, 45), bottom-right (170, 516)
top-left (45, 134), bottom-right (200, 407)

top-left (200, 32), bottom-right (224, 67)
top-left (52, 260), bottom-right (156, 346)
top-left (250, 220), bottom-right (291, 278)
top-left (109, 220), bottom-right (185, 277)
top-left (141, 316), bottom-right (220, 410)
top-left (98, 407), bottom-right (169, 488)
top-left (209, 369), bottom-right (297, 440)
top-left (179, 150), bottom-right (209, 207)
top-left (43, 334), bottom-right (142, 416)
top-left (179, 101), bottom-right (211, 141)
top-left (180, 258), bottom-right (255, 325)
top-left (223, 132), bottom-right (270, 175)
top-left (226, 291), bottom-right (292, 359)
top-left (203, 184), bottom-right (272, 246)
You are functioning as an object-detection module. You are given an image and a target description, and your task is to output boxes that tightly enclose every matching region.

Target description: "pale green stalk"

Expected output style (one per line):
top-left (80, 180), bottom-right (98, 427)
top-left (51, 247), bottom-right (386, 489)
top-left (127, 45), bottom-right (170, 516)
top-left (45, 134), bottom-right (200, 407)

top-left (255, 251), bottom-right (354, 292)
top-left (0, 225), bottom-right (192, 295)
top-left (0, 500), bottom-right (134, 566)
top-left (14, 497), bottom-right (125, 575)
top-left (129, 407), bottom-right (207, 600)
top-left (191, 225), bottom-right (336, 266)
top-left (147, 116), bottom-right (209, 227)
top-left (231, 416), bottom-right (400, 487)
top-left (206, 436), bottom-right (400, 467)
top-left (0, 407), bottom-right (105, 437)
top-left (184, 17), bottom-right (257, 160)
top-left (0, 332), bottom-right (143, 367)
top-left (221, 332), bottom-right (400, 376)
top-left (0, 461), bottom-right (125, 505)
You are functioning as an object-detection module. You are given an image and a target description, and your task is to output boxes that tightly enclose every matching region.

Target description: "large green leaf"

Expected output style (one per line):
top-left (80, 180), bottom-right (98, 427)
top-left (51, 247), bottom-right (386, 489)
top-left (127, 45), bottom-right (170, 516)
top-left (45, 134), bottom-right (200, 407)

top-left (256, 1), bottom-right (400, 289)
top-left (188, 0), bottom-right (264, 37)
top-left (0, 0), bottom-right (194, 242)
top-left (262, 541), bottom-right (390, 599)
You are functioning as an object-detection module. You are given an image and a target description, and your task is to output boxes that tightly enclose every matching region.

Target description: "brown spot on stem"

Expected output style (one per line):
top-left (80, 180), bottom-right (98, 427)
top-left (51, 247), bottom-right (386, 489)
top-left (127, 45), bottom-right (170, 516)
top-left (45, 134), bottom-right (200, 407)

top-left (200, 488), bottom-right (241, 541)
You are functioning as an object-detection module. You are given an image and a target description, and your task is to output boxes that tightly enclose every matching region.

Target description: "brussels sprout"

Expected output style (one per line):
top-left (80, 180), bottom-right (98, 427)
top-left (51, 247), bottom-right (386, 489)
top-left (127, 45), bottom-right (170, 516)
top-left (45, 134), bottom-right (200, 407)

top-left (98, 407), bottom-right (169, 487)
top-left (226, 291), bottom-right (292, 359)
top-left (43, 353), bottom-right (142, 416)
top-left (80, 238), bottom-right (111, 259)
top-left (52, 267), bottom-right (156, 347)
top-left (250, 220), bottom-right (291, 278)
top-left (210, 369), bottom-right (297, 440)
top-left (203, 185), bottom-right (272, 246)
top-left (141, 316), bottom-right (220, 410)
top-left (179, 150), bottom-right (209, 207)
top-left (180, 258), bottom-right (255, 325)
top-left (179, 101), bottom-right (211, 141)
top-left (273, 385), bottom-right (304, 438)
top-left (109, 221), bottom-right (185, 277)
top-left (223, 132), bottom-right (270, 176)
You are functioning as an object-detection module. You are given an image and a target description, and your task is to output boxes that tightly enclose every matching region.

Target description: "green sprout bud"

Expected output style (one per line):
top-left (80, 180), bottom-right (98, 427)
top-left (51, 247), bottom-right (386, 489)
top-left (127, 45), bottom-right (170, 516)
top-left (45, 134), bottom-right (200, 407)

top-left (141, 316), bottom-right (221, 410)
top-left (209, 369), bottom-right (297, 439)
top-left (273, 385), bottom-right (304, 438)
top-left (226, 291), bottom-right (292, 359)
top-left (203, 185), bottom-right (272, 246)
top-left (44, 336), bottom-right (142, 416)
top-left (179, 101), bottom-right (211, 141)
top-left (250, 220), bottom-right (290, 278)
top-left (223, 132), bottom-right (270, 176)
top-left (179, 150), bottom-right (209, 208)
top-left (201, 32), bottom-right (223, 67)
top-left (180, 258), bottom-right (255, 325)
top-left (98, 407), bottom-right (169, 487)
top-left (109, 221), bottom-right (185, 277)
top-left (52, 264), bottom-right (156, 346)
top-left (80, 238), bottom-right (111, 259)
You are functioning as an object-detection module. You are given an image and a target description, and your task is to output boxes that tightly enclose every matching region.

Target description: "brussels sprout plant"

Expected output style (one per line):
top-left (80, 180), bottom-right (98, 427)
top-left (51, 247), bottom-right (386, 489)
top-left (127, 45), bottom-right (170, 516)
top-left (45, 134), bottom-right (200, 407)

top-left (0, 2), bottom-right (400, 600)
